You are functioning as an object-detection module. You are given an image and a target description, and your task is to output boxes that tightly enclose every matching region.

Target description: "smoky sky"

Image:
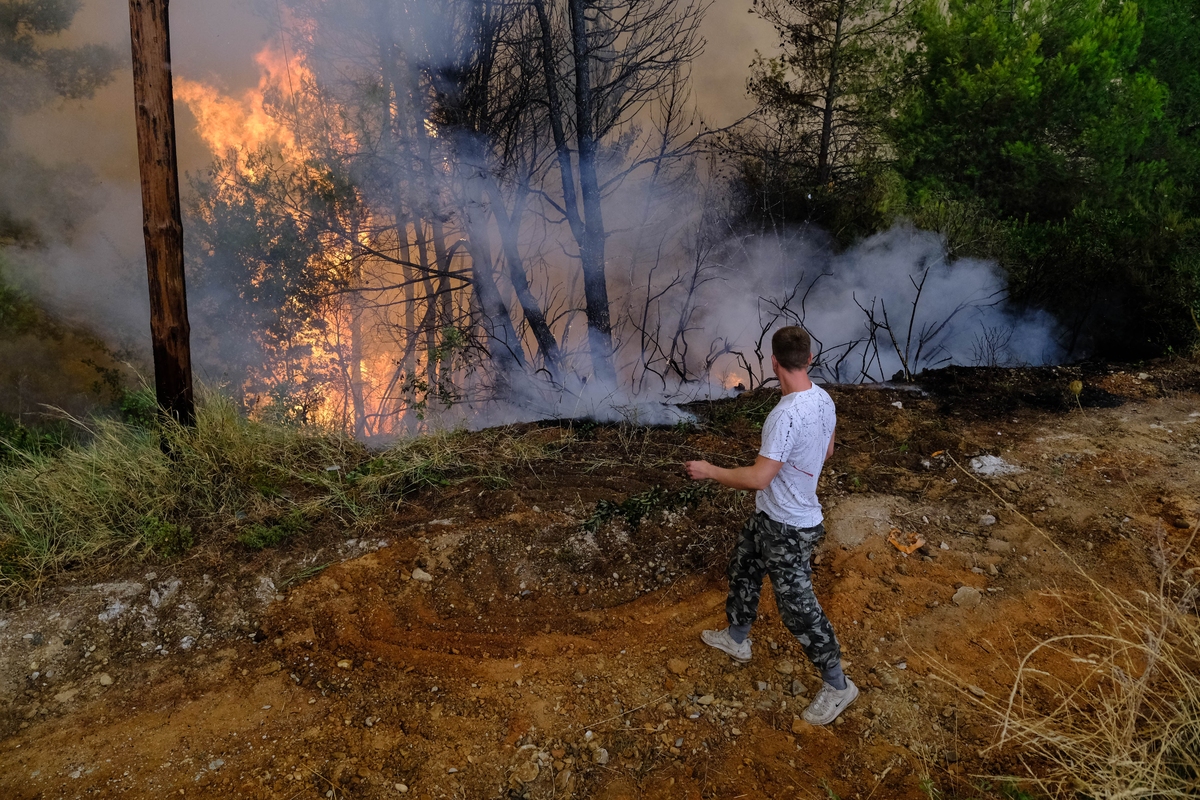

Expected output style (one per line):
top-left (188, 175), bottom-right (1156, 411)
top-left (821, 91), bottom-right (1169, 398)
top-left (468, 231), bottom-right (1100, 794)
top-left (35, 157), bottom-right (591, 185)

top-left (11, 0), bottom-right (773, 183)
top-left (4, 0), bottom-right (776, 354)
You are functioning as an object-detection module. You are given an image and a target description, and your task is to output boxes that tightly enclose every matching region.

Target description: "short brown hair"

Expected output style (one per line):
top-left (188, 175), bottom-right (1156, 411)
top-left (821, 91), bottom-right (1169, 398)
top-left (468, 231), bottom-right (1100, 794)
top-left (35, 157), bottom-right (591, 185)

top-left (771, 326), bottom-right (812, 371)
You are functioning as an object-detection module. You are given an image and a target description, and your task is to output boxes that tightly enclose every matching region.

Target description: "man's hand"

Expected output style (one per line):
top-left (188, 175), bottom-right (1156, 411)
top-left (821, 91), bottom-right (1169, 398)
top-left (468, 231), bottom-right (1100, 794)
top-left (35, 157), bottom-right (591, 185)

top-left (683, 455), bottom-right (784, 491)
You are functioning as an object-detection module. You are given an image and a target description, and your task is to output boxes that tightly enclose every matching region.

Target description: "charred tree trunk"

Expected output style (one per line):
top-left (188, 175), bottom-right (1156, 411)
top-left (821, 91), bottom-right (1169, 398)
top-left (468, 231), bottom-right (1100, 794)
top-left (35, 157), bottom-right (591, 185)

top-left (461, 160), bottom-right (526, 378)
top-left (568, 0), bottom-right (616, 386)
top-left (535, 0), bottom-right (616, 385)
top-left (816, 0), bottom-right (846, 186)
top-left (128, 0), bottom-right (195, 425)
top-left (487, 180), bottom-right (562, 377)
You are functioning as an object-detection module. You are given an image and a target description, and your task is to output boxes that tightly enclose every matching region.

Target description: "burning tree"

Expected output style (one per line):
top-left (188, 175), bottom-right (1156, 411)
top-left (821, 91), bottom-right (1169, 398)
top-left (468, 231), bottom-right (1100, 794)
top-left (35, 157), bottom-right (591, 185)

top-left (180, 0), bottom-right (717, 434)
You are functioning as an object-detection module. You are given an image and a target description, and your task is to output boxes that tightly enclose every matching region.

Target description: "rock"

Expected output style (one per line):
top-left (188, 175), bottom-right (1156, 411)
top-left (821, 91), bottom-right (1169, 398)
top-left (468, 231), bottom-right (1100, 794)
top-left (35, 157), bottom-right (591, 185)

top-left (1003, 480), bottom-right (1020, 493)
top-left (878, 670), bottom-right (900, 687)
top-left (593, 748), bottom-right (609, 766)
top-left (337, 660), bottom-right (353, 670)
top-left (149, 578), bottom-right (183, 609)
top-left (969, 455), bottom-right (1022, 477)
top-left (979, 514), bottom-right (997, 526)
top-left (789, 679), bottom-right (807, 697)
top-left (98, 673), bottom-right (113, 686)
top-left (952, 586), bottom-right (983, 609)
top-left (207, 759), bottom-right (224, 771)
top-left (395, 784), bottom-right (408, 793)
top-left (98, 599), bottom-right (128, 623)
top-left (256, 660), bottom-right (283, 676)
top-left (986, 538), bottom-right (1012, 553)
top-left (968, 685), bottom-right (986, 698)
top-left (696, 694), bottom-right (715, 705)
top-left (411, 568), bottom-right (433, 583)
top-left (1137, 372), bottom-right (1151, 380)
top-left (775, 660), bottom-right (794, 675)
top-left (54, 688), bottom-right (79, 703)
top-left (987, 563), bottom-right (1000, 576)
top-left (756, 681), bottom-right (769, 691)
top-left (667, 658), bottom-right (688, 676)
top-left (791, 716), bottom-right (806, 734)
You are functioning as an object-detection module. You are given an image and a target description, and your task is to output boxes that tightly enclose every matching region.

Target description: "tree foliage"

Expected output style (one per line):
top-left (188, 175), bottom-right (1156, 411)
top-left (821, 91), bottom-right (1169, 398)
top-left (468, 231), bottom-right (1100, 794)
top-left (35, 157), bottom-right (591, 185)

top-left (738, 0), bottom-right (1200, 357)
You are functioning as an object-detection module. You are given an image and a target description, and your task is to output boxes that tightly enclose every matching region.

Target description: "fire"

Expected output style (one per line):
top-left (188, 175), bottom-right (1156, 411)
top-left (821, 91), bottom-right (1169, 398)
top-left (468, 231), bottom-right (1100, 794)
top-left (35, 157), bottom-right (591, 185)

top-left (175, 45), bottom-right (301, 157)
top-left (181, 40), bottom-right (471, 436)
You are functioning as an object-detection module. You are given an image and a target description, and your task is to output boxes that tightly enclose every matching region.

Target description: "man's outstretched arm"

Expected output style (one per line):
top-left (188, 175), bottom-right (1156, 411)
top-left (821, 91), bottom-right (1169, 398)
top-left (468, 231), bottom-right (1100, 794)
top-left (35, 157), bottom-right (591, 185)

top-left (684, 455), bottom-right (784, 491)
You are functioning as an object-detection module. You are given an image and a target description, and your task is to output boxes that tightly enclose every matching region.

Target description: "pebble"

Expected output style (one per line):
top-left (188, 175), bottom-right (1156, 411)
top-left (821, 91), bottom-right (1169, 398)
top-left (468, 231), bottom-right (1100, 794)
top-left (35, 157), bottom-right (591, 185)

top-left (952, 586), bottom-right (982, 609)
top-left (987, 563), bottom-right (1000, 576)
top-left (979, 514), bottom-right (997, 526)
top-left (395, 784), bottom-right (408, 793)
top-left (697, 694), bottom-right (715, 705)
top-left (790, 679), bottom-right (807, 696)
top-left (411, 568), bottom-right (433, 583)
top-left (791, 716), bottom-right (806, 734)
top-left (337, 660), bottom-right (353, 670)
top-left (594, 749), bottom-right (609, 766)
top-left (98, 673), bottom-right (113, 686)
top-left (512, 762), bottom-right (540, 783)
top-left (968, 685), bottom-right (986, 698)
top-left (667, 658), bottom-right (688, 676)
top-left (775, 660), bottom-right (794, 675)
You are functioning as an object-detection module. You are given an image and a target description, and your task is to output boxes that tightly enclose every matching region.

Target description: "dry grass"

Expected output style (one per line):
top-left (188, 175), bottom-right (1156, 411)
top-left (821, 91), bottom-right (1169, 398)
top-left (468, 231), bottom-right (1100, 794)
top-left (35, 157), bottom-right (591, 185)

top-left (0, 391), bottom-right (570, 594)
top-left (988, 534), bottom-right (1200, 799)
top-left (949, 458), bottom-right (1200, 799)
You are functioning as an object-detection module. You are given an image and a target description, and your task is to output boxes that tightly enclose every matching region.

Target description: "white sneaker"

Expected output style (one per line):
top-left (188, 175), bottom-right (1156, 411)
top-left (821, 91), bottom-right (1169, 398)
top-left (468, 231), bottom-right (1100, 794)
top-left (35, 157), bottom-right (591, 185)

top-left (802, 678), bottom-right (858, 725)
top-left (701, 628), bottom-right (751, 663)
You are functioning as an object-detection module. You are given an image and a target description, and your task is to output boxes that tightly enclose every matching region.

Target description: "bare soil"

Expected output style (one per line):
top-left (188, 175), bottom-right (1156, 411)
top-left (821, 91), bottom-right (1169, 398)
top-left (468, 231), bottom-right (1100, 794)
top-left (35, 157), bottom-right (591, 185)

top-left (2, 360), bottom-right (1198, 800)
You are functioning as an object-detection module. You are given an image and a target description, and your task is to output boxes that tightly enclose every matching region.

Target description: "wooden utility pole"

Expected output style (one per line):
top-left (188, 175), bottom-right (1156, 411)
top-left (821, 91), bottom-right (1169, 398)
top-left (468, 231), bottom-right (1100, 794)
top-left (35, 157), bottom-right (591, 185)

top-left (128, 0), bottom-right (195, 425)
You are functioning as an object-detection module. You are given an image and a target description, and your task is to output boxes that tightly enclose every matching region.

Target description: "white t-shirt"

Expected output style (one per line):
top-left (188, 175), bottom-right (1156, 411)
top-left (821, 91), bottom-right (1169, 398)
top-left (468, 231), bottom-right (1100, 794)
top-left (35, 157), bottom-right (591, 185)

top-left (756, 384), bottom-right (836, 528)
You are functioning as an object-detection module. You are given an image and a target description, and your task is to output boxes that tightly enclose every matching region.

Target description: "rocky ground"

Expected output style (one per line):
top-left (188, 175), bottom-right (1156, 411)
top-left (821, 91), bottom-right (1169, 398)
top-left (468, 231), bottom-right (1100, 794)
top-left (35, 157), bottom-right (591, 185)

top-left (1, 360), bottom-right (1197, 799)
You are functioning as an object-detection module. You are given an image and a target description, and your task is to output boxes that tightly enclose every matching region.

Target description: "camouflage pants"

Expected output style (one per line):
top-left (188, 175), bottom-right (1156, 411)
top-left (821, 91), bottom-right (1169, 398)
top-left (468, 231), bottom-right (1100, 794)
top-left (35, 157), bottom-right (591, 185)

top-left (726, 512), bottom-right (842, 671)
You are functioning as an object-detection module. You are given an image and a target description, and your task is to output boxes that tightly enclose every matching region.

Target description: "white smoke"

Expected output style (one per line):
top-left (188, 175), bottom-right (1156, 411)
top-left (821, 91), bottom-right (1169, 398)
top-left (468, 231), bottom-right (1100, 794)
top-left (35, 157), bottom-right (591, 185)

top-left (693, 222), bottom-right (1062, 388)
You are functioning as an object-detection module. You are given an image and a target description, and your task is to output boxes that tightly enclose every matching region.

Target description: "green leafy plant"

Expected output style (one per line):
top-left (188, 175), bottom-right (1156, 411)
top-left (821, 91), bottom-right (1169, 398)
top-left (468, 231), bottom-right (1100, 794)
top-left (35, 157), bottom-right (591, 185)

top-left (582, 483), bottom-right (715, 534)
top-left (139, 515), bottom-right (194, 558)
top-left (237, 509), bottom-right (310, 550)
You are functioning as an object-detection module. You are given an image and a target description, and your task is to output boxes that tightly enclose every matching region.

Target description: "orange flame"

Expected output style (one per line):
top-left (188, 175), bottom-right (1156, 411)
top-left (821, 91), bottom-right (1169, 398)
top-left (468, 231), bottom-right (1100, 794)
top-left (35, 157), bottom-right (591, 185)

top-left (176, 45), bottom-right (302, 157)
top-left (179, 41), bottom-right (464, 436)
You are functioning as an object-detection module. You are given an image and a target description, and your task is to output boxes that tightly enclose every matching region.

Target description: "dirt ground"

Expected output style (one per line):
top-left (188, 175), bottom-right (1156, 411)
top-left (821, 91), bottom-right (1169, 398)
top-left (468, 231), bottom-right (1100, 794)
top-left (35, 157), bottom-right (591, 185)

top-left (1, 360), bottom-right (1198, 799)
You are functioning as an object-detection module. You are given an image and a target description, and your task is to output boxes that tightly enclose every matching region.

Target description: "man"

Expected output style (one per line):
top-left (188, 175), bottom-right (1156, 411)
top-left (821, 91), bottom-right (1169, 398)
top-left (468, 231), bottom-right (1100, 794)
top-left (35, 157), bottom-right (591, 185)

top-left (685, 326), bottom-right (856, 725)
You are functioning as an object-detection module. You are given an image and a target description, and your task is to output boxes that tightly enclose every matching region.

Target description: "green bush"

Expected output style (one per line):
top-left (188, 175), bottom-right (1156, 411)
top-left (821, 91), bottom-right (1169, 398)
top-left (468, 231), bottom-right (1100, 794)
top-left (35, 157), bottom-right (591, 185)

top-left (138, 515), bottom-right (194, 558)
top-left (237, 509), bottom-right (309, 550)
